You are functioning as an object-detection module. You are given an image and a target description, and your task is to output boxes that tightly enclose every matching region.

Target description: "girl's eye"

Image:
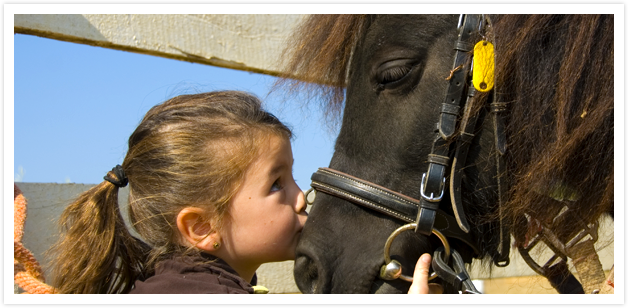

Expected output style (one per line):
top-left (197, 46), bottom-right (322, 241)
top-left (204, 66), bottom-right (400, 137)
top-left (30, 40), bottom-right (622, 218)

top-left (270, 179), bottom-right (283, 192)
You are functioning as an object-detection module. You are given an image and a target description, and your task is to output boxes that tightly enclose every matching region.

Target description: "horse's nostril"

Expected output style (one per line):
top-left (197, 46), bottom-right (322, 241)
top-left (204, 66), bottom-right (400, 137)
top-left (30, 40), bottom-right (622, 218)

top-left (294, 254), bottom-right (321, 293)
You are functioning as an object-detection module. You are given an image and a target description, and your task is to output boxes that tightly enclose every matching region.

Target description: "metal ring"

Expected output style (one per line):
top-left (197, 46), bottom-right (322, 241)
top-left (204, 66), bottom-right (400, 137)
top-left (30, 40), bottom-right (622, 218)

top-left (382, 223), bottom-right (451, 282)
top-left (305, 188), bottom-right (316, 205)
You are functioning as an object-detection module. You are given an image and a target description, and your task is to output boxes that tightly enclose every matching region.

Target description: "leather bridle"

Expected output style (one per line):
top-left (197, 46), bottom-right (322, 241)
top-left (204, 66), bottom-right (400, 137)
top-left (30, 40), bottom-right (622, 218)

top-left (307, 14), bottom-right (499, 294)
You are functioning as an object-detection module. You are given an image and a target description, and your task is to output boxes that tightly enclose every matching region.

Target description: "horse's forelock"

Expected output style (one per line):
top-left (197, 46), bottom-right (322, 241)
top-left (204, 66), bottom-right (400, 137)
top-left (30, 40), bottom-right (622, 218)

top-left (273, 14), bottom-right (369, 124)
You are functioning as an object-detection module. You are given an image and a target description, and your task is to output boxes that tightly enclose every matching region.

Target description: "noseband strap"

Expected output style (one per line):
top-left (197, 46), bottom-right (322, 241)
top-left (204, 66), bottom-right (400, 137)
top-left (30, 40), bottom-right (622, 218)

top-left (311, 167), bottom-right (479, 255)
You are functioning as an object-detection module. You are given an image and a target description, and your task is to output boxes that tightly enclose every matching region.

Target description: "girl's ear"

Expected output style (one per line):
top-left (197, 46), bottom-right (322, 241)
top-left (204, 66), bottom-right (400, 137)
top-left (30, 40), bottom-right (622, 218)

top-left (176, 207), bottom-right (220, 252)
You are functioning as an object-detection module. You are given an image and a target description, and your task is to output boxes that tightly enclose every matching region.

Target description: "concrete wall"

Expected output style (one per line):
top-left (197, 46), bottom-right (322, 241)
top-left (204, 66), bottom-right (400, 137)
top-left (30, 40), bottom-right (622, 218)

top-left (14, 182), bottom-right (613, 294)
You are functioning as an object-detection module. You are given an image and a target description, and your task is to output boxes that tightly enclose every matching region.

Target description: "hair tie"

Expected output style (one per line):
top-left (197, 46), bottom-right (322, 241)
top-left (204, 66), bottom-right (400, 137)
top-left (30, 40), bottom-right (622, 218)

top-left (104, 165), bottom-right (128, 187)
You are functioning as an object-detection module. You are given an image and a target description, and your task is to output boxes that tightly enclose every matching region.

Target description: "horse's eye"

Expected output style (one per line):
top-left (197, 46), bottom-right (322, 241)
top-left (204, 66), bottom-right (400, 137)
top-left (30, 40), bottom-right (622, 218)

top-left (380, 66), bottom-right (411, 84)
top-left (375, 59), bottom-right (417, 90)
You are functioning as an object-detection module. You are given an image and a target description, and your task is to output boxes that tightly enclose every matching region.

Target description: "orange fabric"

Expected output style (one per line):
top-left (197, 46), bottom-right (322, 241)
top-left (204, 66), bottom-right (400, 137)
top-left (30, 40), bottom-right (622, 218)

top-left (13, 184), bottom-right (54, 294)
top-left (14, 185), bottom-right (26, 243)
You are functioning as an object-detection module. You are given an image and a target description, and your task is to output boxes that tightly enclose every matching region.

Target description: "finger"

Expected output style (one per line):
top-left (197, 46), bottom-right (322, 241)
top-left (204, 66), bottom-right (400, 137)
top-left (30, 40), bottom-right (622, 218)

top-left (408, 253), bottom-right (431, 294)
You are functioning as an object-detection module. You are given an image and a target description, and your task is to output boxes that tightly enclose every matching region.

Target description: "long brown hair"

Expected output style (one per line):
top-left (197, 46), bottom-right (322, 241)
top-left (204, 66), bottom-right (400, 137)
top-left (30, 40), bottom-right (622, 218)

top-left (48, 91), bottom-right (291, 293)
top-left (276, 14), bottom-right (613, 252)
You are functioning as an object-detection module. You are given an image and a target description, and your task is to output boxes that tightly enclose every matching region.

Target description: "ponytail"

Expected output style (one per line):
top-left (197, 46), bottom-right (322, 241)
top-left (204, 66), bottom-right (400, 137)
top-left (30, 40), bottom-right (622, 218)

top-left (48, 168), bottom-right (148, 294)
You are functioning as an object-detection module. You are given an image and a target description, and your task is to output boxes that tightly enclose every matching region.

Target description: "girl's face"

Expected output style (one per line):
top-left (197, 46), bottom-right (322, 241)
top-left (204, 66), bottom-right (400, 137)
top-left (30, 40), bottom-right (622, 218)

top-left (220, 134), bottom-right (308, 277)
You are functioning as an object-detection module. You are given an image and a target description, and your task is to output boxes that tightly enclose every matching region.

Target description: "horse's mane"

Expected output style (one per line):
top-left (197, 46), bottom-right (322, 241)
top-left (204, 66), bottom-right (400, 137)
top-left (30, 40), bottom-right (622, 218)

top-left (490, 15), bottom-right (613, 241)
top-left (278, 14), bottom-right (613, 248)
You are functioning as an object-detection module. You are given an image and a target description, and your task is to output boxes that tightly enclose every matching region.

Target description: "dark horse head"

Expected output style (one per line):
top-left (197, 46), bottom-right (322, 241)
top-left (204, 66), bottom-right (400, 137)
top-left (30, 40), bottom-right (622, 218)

top-left (278, 15), bottom-right (613, 293)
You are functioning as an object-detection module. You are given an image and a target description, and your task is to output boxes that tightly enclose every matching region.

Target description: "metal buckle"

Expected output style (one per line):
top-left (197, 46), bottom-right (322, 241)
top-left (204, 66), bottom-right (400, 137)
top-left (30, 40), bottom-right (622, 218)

top-left (420, 173), bottom-right (446, 202)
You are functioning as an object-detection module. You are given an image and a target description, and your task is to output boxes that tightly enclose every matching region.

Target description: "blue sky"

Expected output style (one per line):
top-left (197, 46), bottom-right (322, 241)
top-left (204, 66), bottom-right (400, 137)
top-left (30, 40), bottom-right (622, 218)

top-left (13, 33), bottom-right (336, 190)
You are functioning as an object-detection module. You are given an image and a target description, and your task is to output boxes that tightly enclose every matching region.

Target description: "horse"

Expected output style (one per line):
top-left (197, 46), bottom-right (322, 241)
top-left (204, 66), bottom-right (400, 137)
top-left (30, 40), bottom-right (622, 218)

top-left (277, 14), bottom-right (614, 294)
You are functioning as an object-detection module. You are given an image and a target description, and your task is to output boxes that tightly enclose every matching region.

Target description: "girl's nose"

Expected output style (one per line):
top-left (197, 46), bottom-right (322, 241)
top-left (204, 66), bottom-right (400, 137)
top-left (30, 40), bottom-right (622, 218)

top-left (295, 188), bottom-right (307, 215)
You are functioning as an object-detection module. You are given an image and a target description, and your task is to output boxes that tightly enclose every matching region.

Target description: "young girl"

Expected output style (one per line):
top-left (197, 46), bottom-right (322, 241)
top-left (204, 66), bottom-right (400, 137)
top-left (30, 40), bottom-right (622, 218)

top-left (48, 91), bottom-right (308, 294)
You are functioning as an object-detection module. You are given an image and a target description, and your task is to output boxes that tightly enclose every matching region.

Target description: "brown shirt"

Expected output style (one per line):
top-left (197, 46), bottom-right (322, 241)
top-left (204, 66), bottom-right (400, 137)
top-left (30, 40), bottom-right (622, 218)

top-left (130, 253), bottom-right (256, 294)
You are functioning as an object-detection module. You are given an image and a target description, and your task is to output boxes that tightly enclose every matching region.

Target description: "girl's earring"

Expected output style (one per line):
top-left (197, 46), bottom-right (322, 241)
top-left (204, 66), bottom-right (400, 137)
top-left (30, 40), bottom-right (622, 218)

top-left (213, 242), bottom-right (221, 249)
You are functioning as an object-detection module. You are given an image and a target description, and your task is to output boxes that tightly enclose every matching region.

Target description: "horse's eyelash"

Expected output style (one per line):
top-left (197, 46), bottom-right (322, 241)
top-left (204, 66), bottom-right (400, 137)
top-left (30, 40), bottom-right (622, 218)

top-left (381, 66), bottom-right (411, 82)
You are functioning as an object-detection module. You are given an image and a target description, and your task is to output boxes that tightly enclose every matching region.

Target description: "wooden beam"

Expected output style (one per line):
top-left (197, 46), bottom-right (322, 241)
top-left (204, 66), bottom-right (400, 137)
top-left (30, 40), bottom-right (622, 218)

top-left (14, 14), bottom-right (307, 76)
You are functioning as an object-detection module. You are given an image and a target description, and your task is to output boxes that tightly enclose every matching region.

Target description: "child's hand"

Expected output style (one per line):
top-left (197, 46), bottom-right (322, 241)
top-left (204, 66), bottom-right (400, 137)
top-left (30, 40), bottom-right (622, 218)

top-left (408, 253), bottom-right (443, 294)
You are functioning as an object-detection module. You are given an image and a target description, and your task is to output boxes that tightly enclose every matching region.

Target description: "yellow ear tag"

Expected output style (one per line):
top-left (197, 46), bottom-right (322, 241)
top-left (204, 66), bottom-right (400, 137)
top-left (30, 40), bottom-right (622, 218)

top-left (472, 40), bottom-right (495, 92)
